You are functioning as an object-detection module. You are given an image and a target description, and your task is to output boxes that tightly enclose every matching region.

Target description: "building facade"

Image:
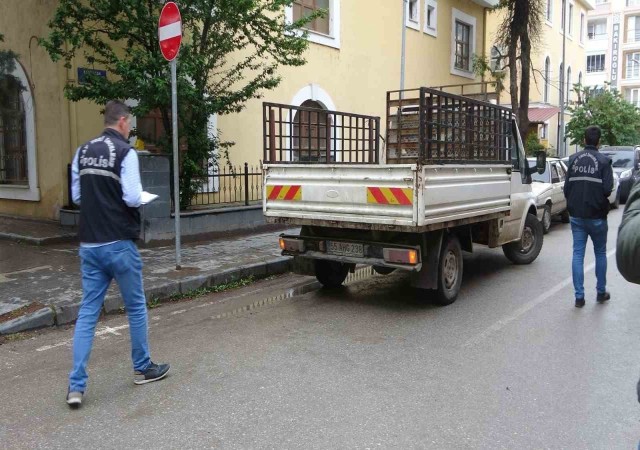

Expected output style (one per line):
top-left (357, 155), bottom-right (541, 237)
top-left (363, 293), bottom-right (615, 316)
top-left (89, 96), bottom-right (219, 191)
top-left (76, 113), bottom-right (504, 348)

top-left (0, 0), bottom-right (496, 221)
top-left (486, 0), bottom-right (594, 156)
top-left (584, 0), bottom-right (640, 108)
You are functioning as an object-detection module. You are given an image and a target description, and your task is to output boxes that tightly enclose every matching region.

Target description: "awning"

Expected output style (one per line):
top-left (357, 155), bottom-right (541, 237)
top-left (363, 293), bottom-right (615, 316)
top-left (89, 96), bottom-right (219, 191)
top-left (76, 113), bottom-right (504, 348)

top-left (529, 107), bottom-right (560, 124)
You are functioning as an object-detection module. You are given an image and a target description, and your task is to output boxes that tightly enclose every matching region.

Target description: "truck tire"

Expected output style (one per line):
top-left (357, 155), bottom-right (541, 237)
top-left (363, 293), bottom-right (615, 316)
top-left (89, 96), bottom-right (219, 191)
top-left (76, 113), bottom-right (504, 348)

top-left (315, 260), bottom-right (349, 288)
top-left (434, 234), bottom-right (463, 306)
top-left (542, 205), bottom-right (551, 234)
top-left (502, 213), bottom-right (544, 265)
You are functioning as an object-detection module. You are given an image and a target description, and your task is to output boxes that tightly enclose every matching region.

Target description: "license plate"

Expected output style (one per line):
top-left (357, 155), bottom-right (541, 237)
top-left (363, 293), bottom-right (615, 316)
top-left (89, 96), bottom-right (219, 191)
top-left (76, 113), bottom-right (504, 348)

top-left (326, 241), bottom-right (364, 258)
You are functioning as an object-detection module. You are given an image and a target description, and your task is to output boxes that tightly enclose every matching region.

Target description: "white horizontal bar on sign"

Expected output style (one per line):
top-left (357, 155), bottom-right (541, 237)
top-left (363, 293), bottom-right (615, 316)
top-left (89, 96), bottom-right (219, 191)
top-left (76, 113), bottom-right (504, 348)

top-left (159, 21), bottom-right (182, 41)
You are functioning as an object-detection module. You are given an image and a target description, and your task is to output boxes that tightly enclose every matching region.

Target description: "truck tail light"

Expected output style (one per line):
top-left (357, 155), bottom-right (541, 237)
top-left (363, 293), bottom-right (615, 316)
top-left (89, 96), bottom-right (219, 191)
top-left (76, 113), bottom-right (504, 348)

top-left (383, 248), bottom-right (418, 265)
top-left (279, 238), bottom-right (305, 253)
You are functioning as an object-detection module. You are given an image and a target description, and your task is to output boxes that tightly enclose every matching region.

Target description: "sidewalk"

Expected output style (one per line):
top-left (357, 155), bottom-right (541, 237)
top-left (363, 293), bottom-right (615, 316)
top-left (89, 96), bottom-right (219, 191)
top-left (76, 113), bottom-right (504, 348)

top-left (0, 215), bottom-right (295, 335)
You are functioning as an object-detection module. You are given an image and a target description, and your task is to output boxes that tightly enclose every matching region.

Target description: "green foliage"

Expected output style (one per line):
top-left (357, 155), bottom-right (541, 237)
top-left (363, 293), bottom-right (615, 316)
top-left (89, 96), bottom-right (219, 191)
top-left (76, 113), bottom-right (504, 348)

top-left (524, 132), bottom-right (545, 157)
top-left (40, 1), bottom-right (320, 208)
top-left (472, 54), bottom-right (506, 95)
top-left (567, 84), bottom-right (640, 146)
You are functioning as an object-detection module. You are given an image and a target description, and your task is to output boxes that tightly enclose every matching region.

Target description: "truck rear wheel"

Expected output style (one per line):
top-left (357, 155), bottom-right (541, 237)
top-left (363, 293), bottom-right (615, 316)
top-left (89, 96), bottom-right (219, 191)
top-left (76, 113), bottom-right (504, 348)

top-left (502, 213), bottom-right (543, 265)
top-left (315, 260), bottom-right (349, 288)
top-left (434, 234), bottom-right (463, 306)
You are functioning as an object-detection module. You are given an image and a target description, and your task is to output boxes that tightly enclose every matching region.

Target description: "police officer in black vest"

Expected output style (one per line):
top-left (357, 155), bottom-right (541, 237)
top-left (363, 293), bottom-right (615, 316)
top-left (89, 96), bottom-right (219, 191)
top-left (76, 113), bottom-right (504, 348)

top-left (66, 101), bottom-right (169, 407)
top-left (564, 125), bottom-right (614, 308)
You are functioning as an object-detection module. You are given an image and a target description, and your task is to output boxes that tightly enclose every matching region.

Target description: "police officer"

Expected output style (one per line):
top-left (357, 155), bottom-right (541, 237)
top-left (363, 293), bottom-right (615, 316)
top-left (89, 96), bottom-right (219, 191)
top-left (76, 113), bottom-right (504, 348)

top-left (564, 125), bottom-right (614, 308)
top-left (66, 100), bottom-right (170, 407)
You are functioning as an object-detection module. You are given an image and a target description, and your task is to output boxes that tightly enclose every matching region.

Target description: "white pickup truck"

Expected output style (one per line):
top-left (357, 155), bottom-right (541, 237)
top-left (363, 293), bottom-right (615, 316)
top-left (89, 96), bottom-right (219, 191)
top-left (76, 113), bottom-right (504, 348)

top-left (262, 87), bottom-right (545, 305)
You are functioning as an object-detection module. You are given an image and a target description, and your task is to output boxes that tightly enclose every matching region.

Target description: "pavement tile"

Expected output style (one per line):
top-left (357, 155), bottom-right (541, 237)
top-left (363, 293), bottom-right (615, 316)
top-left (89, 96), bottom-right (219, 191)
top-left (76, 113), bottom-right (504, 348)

top-left (0, 227), bottom-right (297, 333)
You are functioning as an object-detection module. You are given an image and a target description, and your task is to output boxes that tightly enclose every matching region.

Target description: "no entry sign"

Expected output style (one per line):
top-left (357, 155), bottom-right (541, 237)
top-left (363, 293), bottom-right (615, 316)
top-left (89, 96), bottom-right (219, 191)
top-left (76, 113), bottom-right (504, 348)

top-left (158, 2), bottom-right (182, 61)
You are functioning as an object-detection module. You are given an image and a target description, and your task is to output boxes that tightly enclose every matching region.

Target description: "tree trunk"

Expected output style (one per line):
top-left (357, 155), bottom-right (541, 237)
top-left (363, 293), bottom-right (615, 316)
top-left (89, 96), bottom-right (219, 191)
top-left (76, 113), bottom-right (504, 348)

top-left (518, 32), bottom-right (532, 143)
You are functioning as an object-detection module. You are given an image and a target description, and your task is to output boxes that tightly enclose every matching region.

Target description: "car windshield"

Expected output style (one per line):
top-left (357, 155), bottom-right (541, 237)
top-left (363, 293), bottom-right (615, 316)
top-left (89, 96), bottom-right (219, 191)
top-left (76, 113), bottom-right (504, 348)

top-left (601, 150), bottom-right (634, 169)
top-left (528, 160), bottom-right (550, 183)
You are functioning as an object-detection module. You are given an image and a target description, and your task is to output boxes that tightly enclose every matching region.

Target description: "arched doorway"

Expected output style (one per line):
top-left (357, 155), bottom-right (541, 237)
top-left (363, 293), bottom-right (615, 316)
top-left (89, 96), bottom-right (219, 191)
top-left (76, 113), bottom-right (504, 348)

top-left (292, 99), bottom-right (332, 162)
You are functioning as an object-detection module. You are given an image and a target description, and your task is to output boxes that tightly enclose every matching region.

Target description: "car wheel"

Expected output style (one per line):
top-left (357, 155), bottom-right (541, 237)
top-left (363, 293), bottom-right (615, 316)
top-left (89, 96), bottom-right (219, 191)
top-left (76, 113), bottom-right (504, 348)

top-left (434, 234), bottom-right (463, 306)
top-left (560, 210), bottom-right (570, 223)
top-left (542, 205), bottom-right (552, 234)
top-left (502, 213), bottom-right (544, 265)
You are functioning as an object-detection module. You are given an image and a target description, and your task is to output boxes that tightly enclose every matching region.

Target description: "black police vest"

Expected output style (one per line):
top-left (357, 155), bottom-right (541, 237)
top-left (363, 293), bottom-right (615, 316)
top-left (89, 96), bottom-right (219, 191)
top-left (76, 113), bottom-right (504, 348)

top-left (77, 129), bottom-right (140, 243)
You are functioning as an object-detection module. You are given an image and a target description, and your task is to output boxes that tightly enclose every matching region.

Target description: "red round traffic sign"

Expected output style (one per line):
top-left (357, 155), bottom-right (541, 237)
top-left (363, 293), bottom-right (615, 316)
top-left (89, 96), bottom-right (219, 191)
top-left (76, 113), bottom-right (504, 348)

top-left (158, 2), bottom-right (182, 61)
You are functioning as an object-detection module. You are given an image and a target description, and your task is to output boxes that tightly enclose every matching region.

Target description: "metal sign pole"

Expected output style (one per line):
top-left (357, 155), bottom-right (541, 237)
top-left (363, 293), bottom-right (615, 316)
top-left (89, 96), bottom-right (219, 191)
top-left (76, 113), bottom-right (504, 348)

top-left (171, 58), bottom-right (181, 270)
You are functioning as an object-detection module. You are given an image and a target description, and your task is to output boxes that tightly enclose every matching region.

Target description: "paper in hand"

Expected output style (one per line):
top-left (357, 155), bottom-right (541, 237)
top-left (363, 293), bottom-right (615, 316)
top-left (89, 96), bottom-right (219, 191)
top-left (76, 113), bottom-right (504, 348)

top-left (140, 191), bottom-right (159, 205)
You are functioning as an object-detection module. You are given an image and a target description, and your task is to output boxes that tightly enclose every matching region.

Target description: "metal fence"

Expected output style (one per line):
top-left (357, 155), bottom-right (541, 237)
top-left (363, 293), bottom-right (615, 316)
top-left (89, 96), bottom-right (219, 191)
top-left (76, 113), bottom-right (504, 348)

top-left (263, 102), bottom-right (380, 164)
top-left (189, 162), bottom-right (263, 208)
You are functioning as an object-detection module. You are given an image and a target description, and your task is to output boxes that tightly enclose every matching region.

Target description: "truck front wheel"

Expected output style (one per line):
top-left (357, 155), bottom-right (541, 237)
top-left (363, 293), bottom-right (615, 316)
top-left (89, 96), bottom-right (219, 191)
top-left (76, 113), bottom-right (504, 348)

top-left (434, 234), bottom-right (463, 306)
top-left (315, 260), bottom-right (349, 288)
top-left (502, 213), bottom-right (544, 265)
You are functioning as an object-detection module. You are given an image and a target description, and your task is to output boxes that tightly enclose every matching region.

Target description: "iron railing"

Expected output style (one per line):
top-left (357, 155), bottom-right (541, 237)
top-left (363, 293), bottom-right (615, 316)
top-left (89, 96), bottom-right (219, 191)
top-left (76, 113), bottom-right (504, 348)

top-left (386, 87), bottom-right (513, 165)
top-left (0, 153), bottom-right (28, 185)
top-left (189, 162), bottom-right (262, 207)
top-left (263, 102), bottom-right (380, 164)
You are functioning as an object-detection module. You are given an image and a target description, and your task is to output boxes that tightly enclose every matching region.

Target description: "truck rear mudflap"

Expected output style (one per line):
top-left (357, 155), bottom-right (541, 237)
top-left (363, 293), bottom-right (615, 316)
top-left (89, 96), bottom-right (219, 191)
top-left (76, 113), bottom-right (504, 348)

top-left (279, 234), bottom-right (422, 272)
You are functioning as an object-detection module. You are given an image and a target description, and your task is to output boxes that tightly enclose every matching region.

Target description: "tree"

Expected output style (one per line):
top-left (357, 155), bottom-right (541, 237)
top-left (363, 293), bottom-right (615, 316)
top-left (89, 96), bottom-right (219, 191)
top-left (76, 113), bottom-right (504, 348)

top-left (40, 0), bottom-right (319, 208)
top-left (524, 131), bottom-right (545, 157)
top-left (485, 0), bottom-right (544, 141)
top-left (566, 84), bottom-right (640, 146)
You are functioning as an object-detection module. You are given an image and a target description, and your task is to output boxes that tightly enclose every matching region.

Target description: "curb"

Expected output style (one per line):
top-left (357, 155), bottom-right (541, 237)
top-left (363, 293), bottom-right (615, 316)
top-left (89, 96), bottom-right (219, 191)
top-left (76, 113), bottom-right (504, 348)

top-left (0, 307), bottom-right (55, 335)
top-left (56, 256), bottom-right (292, 324)
top-left (0, 232), bottom-right (77, 246)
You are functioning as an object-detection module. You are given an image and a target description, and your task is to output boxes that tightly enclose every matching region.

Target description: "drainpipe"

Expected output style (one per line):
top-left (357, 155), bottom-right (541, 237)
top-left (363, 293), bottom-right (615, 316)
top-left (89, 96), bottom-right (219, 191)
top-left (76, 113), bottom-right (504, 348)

top-left (400, 0), bottom-right (407, 96)
top-left (559, 0), bottom-right (567, 157)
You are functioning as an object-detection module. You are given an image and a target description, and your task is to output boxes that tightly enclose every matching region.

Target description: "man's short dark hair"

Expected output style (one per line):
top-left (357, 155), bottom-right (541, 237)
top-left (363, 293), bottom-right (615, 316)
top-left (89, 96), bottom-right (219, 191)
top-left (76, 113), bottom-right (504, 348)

top-left (104, 100), bottom-right (131, 126)
top-left (584, 126), bottom-right (601, 146)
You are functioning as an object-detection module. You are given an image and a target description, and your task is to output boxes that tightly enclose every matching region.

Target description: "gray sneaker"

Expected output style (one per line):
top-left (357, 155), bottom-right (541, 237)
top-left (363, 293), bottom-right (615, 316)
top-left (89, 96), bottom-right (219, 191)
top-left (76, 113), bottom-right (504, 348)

top-left (134, 362), bottom-right (170, 385)
top-left (66, 390), bottom-right (83, 408)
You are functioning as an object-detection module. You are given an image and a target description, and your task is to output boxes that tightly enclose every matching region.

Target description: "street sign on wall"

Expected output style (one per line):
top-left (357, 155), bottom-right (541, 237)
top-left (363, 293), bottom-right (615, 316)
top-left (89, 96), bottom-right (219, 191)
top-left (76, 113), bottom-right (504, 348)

top-left (158, 2), bottom-right (182, 61)
top-left (611, 14), bottom-right (620, 87)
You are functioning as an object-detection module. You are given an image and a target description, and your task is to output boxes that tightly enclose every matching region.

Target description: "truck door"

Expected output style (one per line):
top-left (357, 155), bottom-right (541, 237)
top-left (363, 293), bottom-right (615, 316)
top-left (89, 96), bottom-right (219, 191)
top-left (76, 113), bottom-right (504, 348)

top-left (498, 120), bottom-right (533, 245)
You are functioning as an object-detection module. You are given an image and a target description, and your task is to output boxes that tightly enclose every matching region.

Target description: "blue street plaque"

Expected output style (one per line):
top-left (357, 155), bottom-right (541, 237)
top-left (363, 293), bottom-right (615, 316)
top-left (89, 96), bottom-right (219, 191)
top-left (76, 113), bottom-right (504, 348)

top-left (77, 68), bottom-right (107, 84)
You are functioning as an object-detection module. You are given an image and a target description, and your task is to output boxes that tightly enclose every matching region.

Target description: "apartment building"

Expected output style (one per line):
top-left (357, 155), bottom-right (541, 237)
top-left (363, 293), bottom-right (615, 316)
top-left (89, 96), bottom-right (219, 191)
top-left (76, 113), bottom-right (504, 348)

top-left (487, 0), bottom-right (594, 156)
top-left (585, 0), bottom-right (640, 108)
top-left (0, 0), bottom-right (496, 221)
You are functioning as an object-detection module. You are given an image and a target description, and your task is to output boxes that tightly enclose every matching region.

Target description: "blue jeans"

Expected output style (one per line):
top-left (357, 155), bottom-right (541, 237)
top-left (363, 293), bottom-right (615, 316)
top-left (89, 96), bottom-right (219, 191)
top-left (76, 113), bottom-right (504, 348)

top-left (570, 217), bottom-right (608, 300)
top-left (69, 240), bottom-right (150, 392)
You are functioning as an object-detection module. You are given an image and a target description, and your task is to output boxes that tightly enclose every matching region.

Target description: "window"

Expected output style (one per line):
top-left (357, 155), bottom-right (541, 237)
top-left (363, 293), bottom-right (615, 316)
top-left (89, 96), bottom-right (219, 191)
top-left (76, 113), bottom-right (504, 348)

top-left (587, 54), bottom-right (606, 72)
top-left (454, 21), bottom-right (471, 70)
top-left (286, 0), bottom-right (340, 49)
top-left (566, 66), bottom-right (572, 103)
top-left (424, 0), bottom-right (437, 36)
top-left (406, 0), bottom-right (420, 30)
top-left (0, 58), bottom-right (38, 201)
top-left (627, 88), bottom-right (640, 107)
top-left (628, 0), bottom-right (640, 6)
top-left (626, 52), bottom-right (640, 79)
top-left (0, 76), bottom-right (27, 186)
top-left (561, 1), bottom-right (565, 30)
top-left (580, 13), bottom-right (585, 43)
top-left (450, 9), bottom-right (476, 79)
top-left (491, 46), bottom-right (505, 71)
top-left (546, 0), bottom-right (553, 22)
top-left (550, 164), bottom-right (560, 183)
top-left (568, 3), bottom-right (574, 35)
top-left (595, 0), bottom-right (608, 3)
top-left (540, 123), bottom-right (549, 140)
top-left (293, 0), bottom-right (330, 35)
top-left (544, 56), bottom-right (551, 103)
top-left (292, 100), bottom-right (331, 162)
top-left (578, 71), bottom-right (583, 88)
top-left (627, 16), bottom-right (640, 42)
top-left (588, 19), bottom-right (607, 39)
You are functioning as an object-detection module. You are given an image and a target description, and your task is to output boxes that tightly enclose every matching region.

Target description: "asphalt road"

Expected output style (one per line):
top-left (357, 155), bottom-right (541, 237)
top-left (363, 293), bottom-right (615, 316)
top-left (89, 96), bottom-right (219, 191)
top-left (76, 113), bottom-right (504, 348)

top-left (1, 208), bottom-right (640, 449)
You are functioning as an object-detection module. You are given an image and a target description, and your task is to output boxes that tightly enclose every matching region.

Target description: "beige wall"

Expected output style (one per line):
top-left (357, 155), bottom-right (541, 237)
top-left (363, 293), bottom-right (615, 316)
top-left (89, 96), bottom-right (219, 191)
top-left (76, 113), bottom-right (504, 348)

top-left (219, 0), bottom-right (488, 166)
top-left (0, 0), bottom-right (104, 220)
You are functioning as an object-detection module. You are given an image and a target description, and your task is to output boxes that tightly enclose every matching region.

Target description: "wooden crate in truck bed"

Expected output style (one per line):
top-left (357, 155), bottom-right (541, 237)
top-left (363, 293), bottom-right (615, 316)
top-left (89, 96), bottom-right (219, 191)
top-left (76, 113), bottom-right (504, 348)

top-left (386, 87), bottom-right (513, 165)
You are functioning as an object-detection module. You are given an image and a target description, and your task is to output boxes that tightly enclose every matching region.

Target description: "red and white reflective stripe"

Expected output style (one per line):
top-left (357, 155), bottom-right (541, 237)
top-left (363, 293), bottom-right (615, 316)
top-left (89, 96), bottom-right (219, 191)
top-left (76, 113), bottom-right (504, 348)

top-left (158, 2), bottom-right (182, 61)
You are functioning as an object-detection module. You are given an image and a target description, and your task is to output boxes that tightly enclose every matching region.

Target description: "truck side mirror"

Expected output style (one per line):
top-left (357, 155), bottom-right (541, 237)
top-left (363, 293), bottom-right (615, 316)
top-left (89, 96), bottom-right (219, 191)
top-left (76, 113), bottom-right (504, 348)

top-left (535, 151), bottom-right (547, 175)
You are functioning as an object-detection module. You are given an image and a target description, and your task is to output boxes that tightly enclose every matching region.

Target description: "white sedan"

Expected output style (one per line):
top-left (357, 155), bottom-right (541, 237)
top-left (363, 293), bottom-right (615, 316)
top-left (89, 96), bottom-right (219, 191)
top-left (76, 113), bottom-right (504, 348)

top-left (528, 158), bottom-right (569, 234)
